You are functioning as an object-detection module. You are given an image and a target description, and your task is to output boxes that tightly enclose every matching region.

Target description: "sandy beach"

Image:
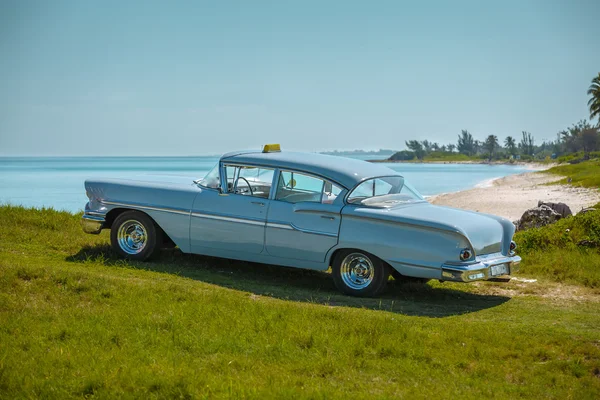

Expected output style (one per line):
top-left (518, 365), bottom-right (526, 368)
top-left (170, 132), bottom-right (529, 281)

top-left (430, 171), bottom-right (600, 222)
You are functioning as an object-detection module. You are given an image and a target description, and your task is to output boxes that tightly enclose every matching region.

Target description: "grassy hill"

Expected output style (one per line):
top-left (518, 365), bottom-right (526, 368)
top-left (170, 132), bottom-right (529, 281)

top-left (1, 205), bottom-right (600, 398)
top-left (544, 158), bottom-right (600, 188)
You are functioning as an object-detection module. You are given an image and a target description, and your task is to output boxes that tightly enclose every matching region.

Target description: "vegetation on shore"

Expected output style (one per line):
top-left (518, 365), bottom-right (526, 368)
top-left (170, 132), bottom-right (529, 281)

top-left (388, 73), bottom-right (600, 163)
top-left (392, 123), bottom-right (599, 163)
top-left (543, 158), bottom-right (600, 188)
top-left (1, 204), bottom-right (600, 398)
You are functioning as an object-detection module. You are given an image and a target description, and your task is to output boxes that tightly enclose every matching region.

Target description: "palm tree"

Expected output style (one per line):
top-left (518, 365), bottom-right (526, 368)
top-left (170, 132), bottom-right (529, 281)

top-left (457, 130), bottom-right (474, 155)
top-left (588, 72), bottom-right (600, 125)
top-left (485, 135), bottom-right (499, 162)
top-left (519, 131), bottom-right (535, 156)
top-left (504, 136), bottom-right (517, 157)
top-left (405, 140), bottom-right (425, 160)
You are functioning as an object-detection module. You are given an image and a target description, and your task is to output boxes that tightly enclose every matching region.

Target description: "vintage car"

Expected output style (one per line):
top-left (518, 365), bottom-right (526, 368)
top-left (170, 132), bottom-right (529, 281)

top-left (82, 144), bottom-right (520, 297)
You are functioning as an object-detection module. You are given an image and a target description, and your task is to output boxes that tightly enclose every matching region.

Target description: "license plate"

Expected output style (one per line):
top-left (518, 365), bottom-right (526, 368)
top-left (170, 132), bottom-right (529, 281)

top-left (490, 263), bottom-right (509, 276)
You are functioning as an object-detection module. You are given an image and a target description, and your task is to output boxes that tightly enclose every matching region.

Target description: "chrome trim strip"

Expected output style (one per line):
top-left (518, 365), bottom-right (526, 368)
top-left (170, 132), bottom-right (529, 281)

top-left (101, 200), bottom-right (191, 216)
top-left (266, 222), bottom-right (294, 230)
top-left (265, 221), bottom-right (337, 237)
top-left (289, 223), bottom-right (337, 237)
top-left (85, 211), bottom-right (107, 217)
top-left (82, 214), bottom-right (105, 222)
top-left (191, 212), bottom-right (265, 226)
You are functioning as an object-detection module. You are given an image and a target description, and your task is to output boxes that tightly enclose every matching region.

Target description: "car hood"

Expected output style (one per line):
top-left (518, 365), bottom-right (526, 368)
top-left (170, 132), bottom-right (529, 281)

top-left (344, 201), bottom-right (514, 255)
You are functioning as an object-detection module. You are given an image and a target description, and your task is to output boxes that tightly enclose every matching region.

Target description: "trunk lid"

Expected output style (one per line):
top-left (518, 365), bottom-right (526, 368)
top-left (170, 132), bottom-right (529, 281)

top-left (349, 201), bottom-right (506, 255)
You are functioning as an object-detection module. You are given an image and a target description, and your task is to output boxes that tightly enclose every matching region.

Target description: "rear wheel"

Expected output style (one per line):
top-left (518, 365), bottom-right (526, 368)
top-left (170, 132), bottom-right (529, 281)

top-left (332, 250), bottom-right (389, 297)
top-left (110, 211), bottom-right (161, 261)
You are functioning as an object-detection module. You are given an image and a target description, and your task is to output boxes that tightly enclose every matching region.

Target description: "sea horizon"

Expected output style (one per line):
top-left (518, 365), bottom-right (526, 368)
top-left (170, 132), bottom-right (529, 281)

top-left (0, 155), bottom-right (532, 213)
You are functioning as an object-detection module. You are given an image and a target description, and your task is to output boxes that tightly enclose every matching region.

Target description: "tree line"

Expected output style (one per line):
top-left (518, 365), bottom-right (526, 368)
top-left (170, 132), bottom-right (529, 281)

top-left (392, 72), bottom-right (600, 162)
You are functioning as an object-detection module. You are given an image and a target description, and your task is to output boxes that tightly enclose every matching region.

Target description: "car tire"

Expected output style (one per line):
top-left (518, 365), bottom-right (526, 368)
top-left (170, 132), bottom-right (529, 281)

top-left (110, 211), bottom-right (161, 261)
top-left (391, 269), bottom-right (431, 284)
top-left (332, 250), bottom-right (389, 297)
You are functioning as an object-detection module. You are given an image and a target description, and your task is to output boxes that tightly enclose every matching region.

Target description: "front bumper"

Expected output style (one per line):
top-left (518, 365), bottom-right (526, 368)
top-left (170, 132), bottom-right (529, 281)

top-left (441, 254), bottom-right (521, 282)
top-left (81, 213), bottom-right (105, 234)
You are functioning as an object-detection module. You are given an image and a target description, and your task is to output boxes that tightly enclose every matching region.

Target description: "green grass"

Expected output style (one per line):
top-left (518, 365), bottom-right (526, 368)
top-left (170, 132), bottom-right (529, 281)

top-left (1, 205), bottom-right (600, 398)
top-left (544, 159), bottom-right (600, 188)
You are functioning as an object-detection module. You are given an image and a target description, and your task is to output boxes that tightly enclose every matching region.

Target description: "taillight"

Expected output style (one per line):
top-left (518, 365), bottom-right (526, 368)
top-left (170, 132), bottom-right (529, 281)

top-left (459, 248), bottom-right (473, 261)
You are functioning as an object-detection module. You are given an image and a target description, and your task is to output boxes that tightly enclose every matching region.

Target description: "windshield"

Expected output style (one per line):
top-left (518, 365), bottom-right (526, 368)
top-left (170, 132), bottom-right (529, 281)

top-left (347, 176), bottom-right (424, 207)
top-left (197, 163), bottom-right (220, 189)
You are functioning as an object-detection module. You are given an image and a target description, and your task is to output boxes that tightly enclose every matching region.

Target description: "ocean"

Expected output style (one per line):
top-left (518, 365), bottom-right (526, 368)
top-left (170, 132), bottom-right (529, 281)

top-left (0, 156), bottom-right (531, 213)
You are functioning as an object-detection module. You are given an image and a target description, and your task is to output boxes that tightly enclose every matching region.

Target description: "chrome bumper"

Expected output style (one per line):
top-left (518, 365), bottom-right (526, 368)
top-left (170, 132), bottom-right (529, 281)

top-left (81, 214), bottom-right (105, 234)
top-left (441, 254), bottom-right (521, 282)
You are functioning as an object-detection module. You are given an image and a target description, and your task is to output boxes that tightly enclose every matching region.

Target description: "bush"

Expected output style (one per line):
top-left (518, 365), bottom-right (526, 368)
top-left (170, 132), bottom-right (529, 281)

top-left (556, 151), bottom-right (600, 163)
top-left (515, 209), bottom-right (600, 253)
top-left (388, 150), bottom-right (415, 161)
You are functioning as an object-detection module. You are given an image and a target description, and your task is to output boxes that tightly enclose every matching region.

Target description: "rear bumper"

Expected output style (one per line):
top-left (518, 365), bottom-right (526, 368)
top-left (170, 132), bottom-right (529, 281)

top-left (441, 254), bottom-right (521, 282)
top-left (81, 214), bottom-right (105, 234)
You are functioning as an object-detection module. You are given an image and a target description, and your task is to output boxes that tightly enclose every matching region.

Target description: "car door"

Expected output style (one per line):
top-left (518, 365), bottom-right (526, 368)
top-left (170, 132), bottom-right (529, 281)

top-left (265, 170), bottom-right (345, 262)
top-left (190, 163), bottom-right (275, 255)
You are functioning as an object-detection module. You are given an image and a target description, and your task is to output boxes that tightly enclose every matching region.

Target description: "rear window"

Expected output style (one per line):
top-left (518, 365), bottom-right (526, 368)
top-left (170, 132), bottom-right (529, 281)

top-left (347, 176), bottom-right (424, 207)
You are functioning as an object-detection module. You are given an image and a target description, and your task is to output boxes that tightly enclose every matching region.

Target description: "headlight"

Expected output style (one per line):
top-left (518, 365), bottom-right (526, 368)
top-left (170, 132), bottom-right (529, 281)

top-left (459, 248), bottom-right (473, 261)
top-left (509, 241), bottom-right (517, 254)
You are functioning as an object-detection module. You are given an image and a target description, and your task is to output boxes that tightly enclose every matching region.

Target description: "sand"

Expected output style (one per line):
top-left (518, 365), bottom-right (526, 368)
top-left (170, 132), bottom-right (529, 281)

top-left (430, 171), bottom-right (600, 222)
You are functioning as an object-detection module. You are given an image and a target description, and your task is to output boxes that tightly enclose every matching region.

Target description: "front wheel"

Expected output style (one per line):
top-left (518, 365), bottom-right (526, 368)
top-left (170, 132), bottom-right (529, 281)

top-left (110, 211), bottom-right (161, 261)
top-left (332, 250), bottom-right (389, 297)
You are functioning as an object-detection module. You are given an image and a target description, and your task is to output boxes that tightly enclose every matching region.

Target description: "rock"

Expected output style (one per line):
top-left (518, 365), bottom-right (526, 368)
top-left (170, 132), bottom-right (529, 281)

top-left (516, 205), bottom-right (562, 231)
top-left (537, 201), bottom-right (572, 218)
top-left (577, 239), bottom-right (598, 248)
top-left (578, 207), bottom-right (597, 215)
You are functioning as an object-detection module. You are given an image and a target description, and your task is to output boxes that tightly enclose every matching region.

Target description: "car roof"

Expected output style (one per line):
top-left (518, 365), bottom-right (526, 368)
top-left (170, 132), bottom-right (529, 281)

top-left (220, 150), bottom-right (400, 189)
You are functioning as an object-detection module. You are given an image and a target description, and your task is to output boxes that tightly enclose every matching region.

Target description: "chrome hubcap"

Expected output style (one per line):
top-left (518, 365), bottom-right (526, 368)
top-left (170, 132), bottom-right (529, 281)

top-left (117, 220), bottom-right (147, 255)
top-left (340, 253), bottom-right (374, 290)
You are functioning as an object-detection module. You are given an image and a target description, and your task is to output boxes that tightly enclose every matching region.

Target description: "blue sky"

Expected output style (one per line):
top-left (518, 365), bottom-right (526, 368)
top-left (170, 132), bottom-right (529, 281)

top-left (1, 0), bottom-right (599, 156)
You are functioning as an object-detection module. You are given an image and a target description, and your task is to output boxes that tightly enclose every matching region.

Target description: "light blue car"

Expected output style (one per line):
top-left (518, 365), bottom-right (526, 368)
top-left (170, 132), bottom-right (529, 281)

top-left (82, 145), bottom-right (520, 297)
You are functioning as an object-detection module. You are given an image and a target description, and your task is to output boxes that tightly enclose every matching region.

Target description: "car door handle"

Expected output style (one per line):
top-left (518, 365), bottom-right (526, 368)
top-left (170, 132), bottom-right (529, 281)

top-left (251, 201), bottom-right (265, 206)
top-left (320, 215), bottom-right (335, 220)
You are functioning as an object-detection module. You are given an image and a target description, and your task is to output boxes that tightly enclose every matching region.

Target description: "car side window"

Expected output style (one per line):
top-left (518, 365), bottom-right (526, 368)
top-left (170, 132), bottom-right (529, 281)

top-left (322, 180), bottom-right (343, 204)
top-left (225, 165), bottom-right (274, 198)
top-left (198, 163), bottom-right (221, 189)
top-left (275, 171), bottom-right (342, 204)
